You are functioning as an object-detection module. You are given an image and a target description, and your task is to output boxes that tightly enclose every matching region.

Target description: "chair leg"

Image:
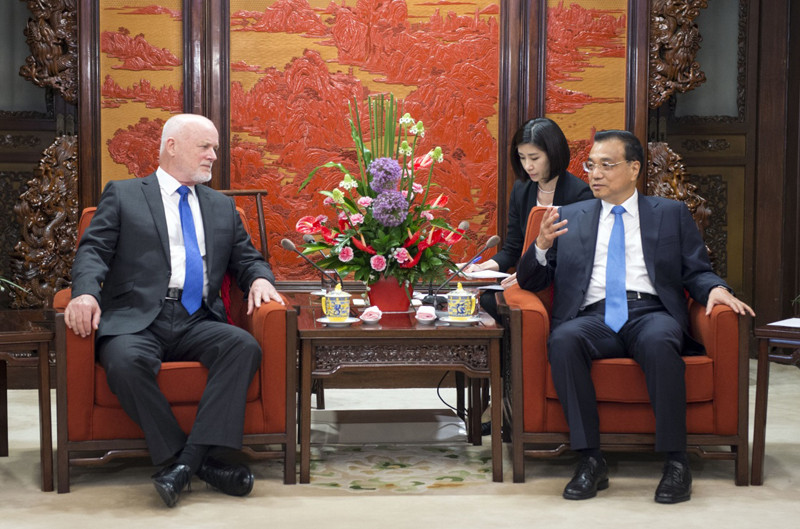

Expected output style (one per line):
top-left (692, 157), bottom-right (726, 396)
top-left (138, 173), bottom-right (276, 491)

top-left (735, 443), bottom-right (749, 486)
top-left (57, 447), bottom-right (70, 493)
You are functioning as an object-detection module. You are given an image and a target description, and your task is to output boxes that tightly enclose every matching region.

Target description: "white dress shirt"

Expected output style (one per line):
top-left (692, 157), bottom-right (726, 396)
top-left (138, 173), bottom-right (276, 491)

top-left (536, 191), bottom-right (657, 309)
top-left (156, 168), bottom-right (209, 297)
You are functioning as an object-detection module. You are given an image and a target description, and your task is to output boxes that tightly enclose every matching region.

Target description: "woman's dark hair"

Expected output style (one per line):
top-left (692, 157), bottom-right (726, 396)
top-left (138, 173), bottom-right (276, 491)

top-left (592, 129), bottom-right (644, 167)
top-left (509, 118), bottom-right (571, 183)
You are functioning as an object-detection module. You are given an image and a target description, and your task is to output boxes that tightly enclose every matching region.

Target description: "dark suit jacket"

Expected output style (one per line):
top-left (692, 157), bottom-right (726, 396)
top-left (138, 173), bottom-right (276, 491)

top-left (516, 193), bottom-right (729, 337)
top-left (493, 172), bottom-right (593, 272)
top-left (71, 173), bottom-right (273, 339)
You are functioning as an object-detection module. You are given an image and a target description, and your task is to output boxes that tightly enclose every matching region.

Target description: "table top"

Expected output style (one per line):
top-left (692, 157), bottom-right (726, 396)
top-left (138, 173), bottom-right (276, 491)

top-left (754, 321), bottom-right (800, 341)
top-left (285, 292), bottom-right (503, 338)
top-left (0, 309), bottom-right (53, 342)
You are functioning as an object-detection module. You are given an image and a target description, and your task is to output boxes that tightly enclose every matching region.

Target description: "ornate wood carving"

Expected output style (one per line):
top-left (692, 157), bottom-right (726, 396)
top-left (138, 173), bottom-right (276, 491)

top-left (314, 343), bottom-right (490, 374)
top-left (681, 138), bottom-right (732, 152)
top-left (646, 141), bottom-right (711, 237)
top-left (0, 134), bottom-right (42, 149)
top-left (19, 0), bottom-right (78, 105)
top-left (9, 134), bottom-right (79, 308)
top-left (649, 0), bottom-right (708, 109)
top-left (688, 173), bottom-right (728, 278)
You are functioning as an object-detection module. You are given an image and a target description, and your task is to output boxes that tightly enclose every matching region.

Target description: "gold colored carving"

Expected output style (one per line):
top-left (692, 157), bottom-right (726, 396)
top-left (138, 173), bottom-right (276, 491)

top-left (646, 141), bottom-right (711, 237)
top-left (649, 0), bottom-right (708, 109)
top-left (19, 0), bottom-right (78, 104)
top-left (9, 134), bottom-right (79, 308)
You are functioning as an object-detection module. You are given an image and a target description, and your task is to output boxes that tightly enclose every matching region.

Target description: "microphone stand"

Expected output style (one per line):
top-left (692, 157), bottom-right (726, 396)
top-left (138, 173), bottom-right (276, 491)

top-left (280, 238), bottom-right (340, 288)
top-left (422, 235), bottom-right (501, 308)
top-left (303, 234), bottom-right (344, 288)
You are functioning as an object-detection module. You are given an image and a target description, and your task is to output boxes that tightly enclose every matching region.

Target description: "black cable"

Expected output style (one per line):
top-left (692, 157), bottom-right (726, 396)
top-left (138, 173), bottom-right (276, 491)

top-left (435, 370), bottom-right (467, 419)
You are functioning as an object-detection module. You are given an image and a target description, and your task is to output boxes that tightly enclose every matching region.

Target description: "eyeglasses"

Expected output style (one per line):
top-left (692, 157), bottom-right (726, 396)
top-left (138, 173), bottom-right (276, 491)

top-left (582, 160), bottom-right (628, 173)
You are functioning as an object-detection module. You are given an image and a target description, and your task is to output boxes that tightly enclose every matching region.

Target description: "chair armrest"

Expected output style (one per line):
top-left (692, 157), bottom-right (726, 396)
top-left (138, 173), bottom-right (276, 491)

top-left (54, 291), bottom-right (97, 442)
top-left (247, 296), bottom-right (291, 426)
top-left (499, 285), bottom-right (552, 429)
top-left (688, 300), bottom-right (742, 433)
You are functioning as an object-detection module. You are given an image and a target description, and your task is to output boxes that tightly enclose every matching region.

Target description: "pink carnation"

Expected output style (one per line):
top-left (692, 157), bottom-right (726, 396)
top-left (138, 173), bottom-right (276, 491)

top-left (323, 196), bottom-right (335, 206)
top-left (393, 247), bottom-right (411, 263)
top-left (421, 210), bottom-right (434, 220)
top-left (412, 183), bottom-right (424, 194)
top-left (339, 246), bottom-right (354, 262)
top-left (370, 255), bottom-right (387, 272)
top-left (357, 196), bottom-right (373, 207)
top-left (350, 213), bottom-right (364, 225)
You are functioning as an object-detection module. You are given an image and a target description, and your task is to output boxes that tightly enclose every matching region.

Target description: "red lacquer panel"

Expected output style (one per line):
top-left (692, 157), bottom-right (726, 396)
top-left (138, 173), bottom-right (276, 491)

top-left (229, 0), bottom-right (501, 282)
top-left (545, 0), bottom-right (628, 179)
top-left (99, 1), bottom-right (183, 185)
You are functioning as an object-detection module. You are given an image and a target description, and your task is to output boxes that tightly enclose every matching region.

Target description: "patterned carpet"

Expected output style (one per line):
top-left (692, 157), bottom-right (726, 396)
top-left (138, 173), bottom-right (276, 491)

top-left (308, 444), bottom-right (493, 493)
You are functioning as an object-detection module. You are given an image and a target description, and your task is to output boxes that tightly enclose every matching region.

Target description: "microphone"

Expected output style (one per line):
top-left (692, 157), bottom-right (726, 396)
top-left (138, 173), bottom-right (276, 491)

top-left (423, 234), bottom-right (501, 307)
top-left (280, 238), bottom-right (340, 287)
top-left (302, 233), bottom-right (344, 286)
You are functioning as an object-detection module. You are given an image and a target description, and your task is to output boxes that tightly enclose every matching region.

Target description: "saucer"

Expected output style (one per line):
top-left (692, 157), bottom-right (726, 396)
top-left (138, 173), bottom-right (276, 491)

top-left (439, 315), bottom-right (481, 326)
top-left (317, 316), bottom-right (359, 327)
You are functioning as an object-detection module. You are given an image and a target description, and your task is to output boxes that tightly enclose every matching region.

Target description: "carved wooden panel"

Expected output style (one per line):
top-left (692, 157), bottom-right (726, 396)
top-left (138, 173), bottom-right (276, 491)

top-left (649, 0), bottom-right (708, 109)
top-left (313, 343), bottom-right (490, 374)
top-left (19, 0), bottom-right (78, 104)
top-left (9, 134), bottom-right (79, 308)
top-left (646, 141), bottom-right (710, 236)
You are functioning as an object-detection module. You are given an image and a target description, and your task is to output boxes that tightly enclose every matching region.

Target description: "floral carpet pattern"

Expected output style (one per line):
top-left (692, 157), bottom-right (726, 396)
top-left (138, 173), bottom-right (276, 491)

top-left (308, 444), bottom-right (492, 493)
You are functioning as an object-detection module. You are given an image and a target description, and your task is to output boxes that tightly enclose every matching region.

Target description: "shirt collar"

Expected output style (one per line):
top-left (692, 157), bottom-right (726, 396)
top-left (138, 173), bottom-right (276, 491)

top-left (156, 167), bottom-right (195, 197)
top-left (601, 190), bottom-right (639, 219)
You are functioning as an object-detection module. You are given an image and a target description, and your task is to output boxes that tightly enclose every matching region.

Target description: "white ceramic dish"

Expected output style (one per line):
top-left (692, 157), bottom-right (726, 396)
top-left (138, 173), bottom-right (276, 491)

top-left (316, 316), bottom-right (360, 327)
top-left (439, 315), bottom-right (481, 326)
top-left (415, 315), bottom-right (437, 325)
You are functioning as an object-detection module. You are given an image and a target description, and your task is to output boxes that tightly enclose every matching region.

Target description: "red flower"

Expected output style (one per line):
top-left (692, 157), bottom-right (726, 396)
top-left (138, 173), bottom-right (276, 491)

top-left (351, 234), bottom-right (377, 255)
top-left (427, 193), bottom-right (449, 209)
top-left (408, 152), bottom-right (433, 173)
top-left (296, 215), bottom-right (326, 234)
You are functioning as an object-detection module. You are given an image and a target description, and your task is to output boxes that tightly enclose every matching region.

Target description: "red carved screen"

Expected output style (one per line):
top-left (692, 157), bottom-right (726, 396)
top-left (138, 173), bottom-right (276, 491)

top-left (545, 0), bottom-right (628, 179)
top-left (99, 2), bottom-right (183, 183)
top-left (228, 0), bottom-right (501, 282)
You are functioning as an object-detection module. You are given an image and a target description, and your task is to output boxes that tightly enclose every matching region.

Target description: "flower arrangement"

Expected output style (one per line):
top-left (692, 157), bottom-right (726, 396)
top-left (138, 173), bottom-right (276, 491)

top-left (295, 94), bottom-right (465, 292)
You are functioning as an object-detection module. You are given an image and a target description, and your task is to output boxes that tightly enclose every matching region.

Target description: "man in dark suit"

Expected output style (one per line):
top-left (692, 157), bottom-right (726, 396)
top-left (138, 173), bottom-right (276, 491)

top-left (64, 114), bottom-right (284, 507)
top-left (516, 130), bottom-right (754, 504)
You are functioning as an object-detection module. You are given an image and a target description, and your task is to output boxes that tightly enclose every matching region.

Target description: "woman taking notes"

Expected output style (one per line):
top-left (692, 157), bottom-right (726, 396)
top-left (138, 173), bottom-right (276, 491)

top-left (461, 117), bottom-right (593, 320)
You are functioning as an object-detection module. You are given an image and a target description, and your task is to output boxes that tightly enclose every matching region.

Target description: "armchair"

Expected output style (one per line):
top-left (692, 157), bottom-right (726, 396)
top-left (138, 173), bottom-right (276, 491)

top-left (53, 207), bottom-right (297, 492)
top-left (498, 206), bottom-right (748, 485)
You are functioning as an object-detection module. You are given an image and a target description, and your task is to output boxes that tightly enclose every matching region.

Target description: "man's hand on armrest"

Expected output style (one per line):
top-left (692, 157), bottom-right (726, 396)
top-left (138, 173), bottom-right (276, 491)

top-left (705, 285), bottom-right (755, 317)
top-left (64, 294), bottom-right (101, 338)
top-left (247, 277), bottom-right (285, 315)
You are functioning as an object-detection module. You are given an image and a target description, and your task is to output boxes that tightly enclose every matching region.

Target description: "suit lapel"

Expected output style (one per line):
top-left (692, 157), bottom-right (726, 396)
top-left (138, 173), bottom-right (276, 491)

top-left (638, 194), bottom-right (661, 283)
top-left (141, 173), bottom-right (171, 264)
top-left (576, 200), bottom-right (601, 284)
top-left (195, 184), bottom-right (217, 277)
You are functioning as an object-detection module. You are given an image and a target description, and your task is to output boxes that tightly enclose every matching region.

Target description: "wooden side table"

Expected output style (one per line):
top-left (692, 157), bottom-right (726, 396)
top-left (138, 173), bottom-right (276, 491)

top-left (751, 321), bottom-right (800, 485)
top-left (0, 311), bottom-right (55, 492)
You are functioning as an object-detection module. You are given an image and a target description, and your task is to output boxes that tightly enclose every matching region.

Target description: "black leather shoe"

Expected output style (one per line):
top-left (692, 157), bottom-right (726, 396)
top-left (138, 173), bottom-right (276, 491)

top-left (481, 421), bottom-right (491, 436)
top-left (196, 457), bottom-right (254, 497)
top-left (152, 463), bottom-right (192, 508)
top-left (563, 456), bottom-right (609, 500)
top-left (655, 460), bottom-right (692, 504)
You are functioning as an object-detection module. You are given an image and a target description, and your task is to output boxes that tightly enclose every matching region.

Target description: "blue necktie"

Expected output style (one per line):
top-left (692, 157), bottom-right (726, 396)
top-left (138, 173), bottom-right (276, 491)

top-left (177, 186), bottom-right (203, 315)
top-left (605, 205), bottom-right (627, 332)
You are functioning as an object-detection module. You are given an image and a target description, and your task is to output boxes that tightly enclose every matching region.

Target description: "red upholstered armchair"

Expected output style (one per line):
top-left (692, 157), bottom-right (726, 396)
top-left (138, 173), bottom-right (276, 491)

top-left (53, 207), bottom-right (297, 492)
top-left (498, 206), bottom-right (748, 485)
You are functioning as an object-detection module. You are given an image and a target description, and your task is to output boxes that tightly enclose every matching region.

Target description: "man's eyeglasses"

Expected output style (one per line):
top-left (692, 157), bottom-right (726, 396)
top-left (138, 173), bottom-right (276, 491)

top-left (582, 160), bottom-right (628, 173)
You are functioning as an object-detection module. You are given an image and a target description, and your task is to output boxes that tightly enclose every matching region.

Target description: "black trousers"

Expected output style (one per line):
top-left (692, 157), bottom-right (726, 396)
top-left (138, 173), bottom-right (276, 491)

top-left (97, 300), bottom-right (262, 465)
top-left (547, 299), bottom-right (687, 453)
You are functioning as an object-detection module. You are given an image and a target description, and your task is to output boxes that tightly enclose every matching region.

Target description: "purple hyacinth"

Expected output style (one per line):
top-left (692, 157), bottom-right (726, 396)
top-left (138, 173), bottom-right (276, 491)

top-left (372, 190), bottom-right (408, 227)
top-left (368, 157), bottom-right (402, 193)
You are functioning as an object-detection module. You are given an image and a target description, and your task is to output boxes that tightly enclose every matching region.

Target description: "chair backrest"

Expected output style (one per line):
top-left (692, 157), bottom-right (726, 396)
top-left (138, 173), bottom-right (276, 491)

top-left (520, 206), bottom-right (553, 314)
top-left (521, 206), bottom-right (549, 252)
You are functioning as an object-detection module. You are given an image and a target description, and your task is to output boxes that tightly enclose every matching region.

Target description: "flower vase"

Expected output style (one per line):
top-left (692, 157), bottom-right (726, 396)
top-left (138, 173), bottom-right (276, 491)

top-left (368, 277), bottom-right (413, 312)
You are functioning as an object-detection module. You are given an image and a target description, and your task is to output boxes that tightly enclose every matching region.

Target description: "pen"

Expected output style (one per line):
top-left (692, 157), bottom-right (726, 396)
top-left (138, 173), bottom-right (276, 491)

top-left (471, 256), bottom-right (482, 264)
